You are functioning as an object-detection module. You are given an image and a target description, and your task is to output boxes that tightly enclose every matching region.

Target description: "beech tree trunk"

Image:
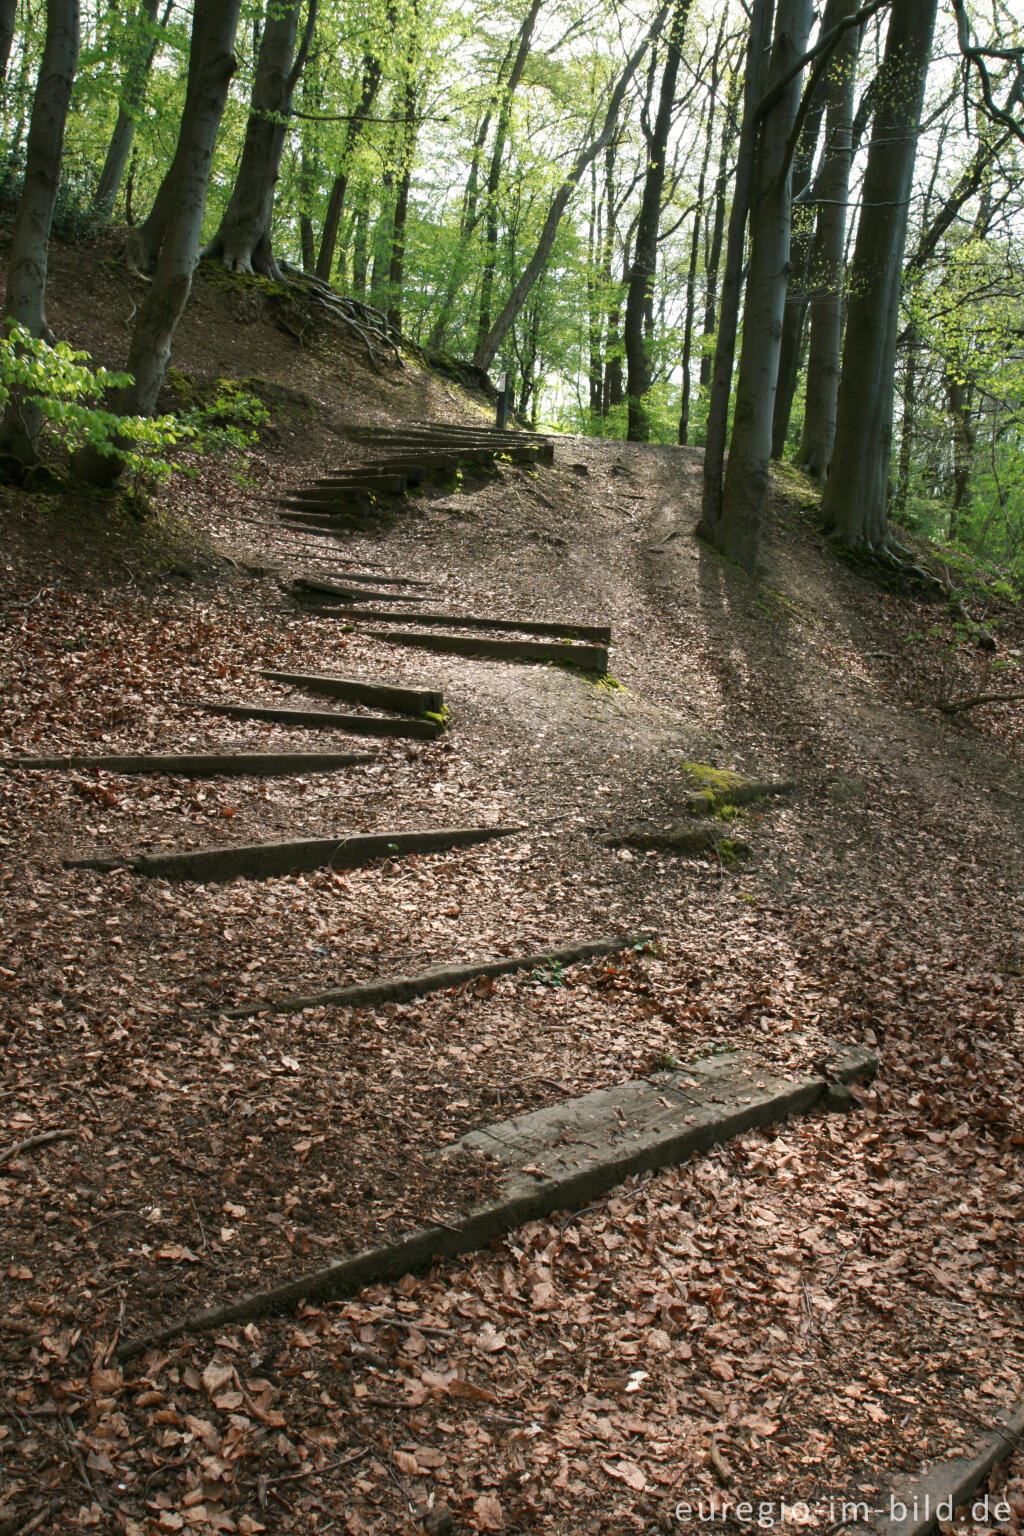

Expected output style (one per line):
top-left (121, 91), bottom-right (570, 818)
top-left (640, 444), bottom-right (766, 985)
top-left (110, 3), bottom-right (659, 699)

top-left (93, 0), bottom-right (167, 217)
top-left (679, 25), bottom-right (724, 445)
top-left (472, 7), bottom-right (665, 376)
top-left (474, 0), bottom-right (543, 356)
top-left (699, 0), bottom-right (774, 536)
top-left (697, 62), bottom-right (740, 414)
top-left (0, 0), bottom-right (80, 464)
top-left (624, 0), bottom-right (692, 441)
top-left (796, 0), bottom-right (859, 478)
top-left (711, 0), bottom-right (813, 573)
top-left (768, 0), bottom-right (835, 461)
top-left (0, 0), bottom-right (15, 81)
top-left (315, 49), bottom-right (383, 283)
top-left (203, 0), bottom-right (316, 281)
top-left (75, 0), bottom-right (241, 482)
top-left (820, 0), bottom-right (939, 549)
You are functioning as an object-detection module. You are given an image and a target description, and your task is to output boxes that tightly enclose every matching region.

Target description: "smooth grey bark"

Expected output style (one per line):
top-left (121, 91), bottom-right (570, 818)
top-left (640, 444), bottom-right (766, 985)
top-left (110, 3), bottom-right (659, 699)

top-left (712, 0), bottom-right (813, 572)
top-left (129, 6), bottom-right (206, 270)
top-left (472, 7), bottom-right (666, 376)
top-left (796, 0), bottom-right (859, 478)
top-left (768, 0), bottom-right (835, 460)
top-left (624, 0), bottom-right (692, 441)
top-left (697, 60), bottom-right (741, 408)
top-left (314, 49), bottom-right (383, 282)
top-left (820, 0), bottom-right (939, 548)
top-left (0, 0), bottom-right (18, 80)
top-left (93, 0), bottom-right (167, 217)
top-left (75, 0), bottom-right (241, 482)
top-left (474, 0), bottom-right (544, 355)
top-left (679, 24), bottom-right (725, 445)
top-left (203, 0), bottom-right (317, 280)
top-left (699, 0), bottom-right (774, 536)
top-left (0, 0), bottom-right (80, 463)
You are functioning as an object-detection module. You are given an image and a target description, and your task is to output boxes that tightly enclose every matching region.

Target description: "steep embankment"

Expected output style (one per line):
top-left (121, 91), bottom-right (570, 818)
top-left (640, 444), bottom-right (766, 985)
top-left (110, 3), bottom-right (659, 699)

top-left (1, 240), bottom-right (1023, 1535)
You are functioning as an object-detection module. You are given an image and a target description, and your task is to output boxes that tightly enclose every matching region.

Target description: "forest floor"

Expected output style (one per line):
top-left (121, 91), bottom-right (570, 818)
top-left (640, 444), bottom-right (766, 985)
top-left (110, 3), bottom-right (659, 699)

top-left (1, 237), bottom-right (1024, 1536)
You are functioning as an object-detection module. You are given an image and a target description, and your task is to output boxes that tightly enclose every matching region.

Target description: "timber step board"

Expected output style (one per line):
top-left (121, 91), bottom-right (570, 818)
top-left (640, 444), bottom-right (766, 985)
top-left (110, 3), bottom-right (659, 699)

top-left (1, 751), bottom-right (374, 776)
top-left (112, 1043), bottom-right (874, 1359)
top-left (225, 934), bottom-right (653, 1018)
top-left (296, 571), bottom-right (434, 590)
top-left (285, 473), bottom-right (408, 495)
top-left (327, 606), bottom-right (612, 643)
top-left (325, 444), bottom-right (542, 465)
top-left (199, 700), bottom-right (441, 739)
top-left (290, 476), bottom-right (419, 499)
top-left (278, 498), bottom-right (373, 516)
top-left (65, 824), bottom-right (524, 884)
top-left (354, 422), bottom-right (552, 444)
top-left (291, 578), bottom-right (426, 604)
top-left (288, 578), bottom-right (422, 602)
top-left (258, 670), bottom-right (444, 716)
top-left (367, 630), bottom-right (610, 671)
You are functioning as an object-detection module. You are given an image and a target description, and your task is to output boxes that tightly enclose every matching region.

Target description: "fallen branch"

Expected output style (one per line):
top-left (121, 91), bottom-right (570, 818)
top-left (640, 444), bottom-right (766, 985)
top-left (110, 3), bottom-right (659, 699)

top-left (938, 691), bottom-right (1024, 715)
top-left (0, 1127), bottom-right (75, 1168)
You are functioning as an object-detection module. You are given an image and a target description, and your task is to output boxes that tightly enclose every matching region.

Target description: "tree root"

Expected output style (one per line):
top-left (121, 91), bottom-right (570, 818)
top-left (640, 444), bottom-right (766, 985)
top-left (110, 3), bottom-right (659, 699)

top-left (937, 690), bottom-right (1024, 715)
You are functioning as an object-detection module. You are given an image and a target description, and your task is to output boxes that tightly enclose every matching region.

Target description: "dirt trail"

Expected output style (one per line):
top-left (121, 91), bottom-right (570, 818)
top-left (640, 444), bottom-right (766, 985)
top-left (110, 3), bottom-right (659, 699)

top-left (2, 261), bottom-right (1023, 1531)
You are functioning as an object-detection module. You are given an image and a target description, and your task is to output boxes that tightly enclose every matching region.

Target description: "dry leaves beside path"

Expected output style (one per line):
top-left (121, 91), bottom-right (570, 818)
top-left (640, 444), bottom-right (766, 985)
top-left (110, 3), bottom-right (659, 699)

top-left (2, 408), bottom-right (1023, 1533)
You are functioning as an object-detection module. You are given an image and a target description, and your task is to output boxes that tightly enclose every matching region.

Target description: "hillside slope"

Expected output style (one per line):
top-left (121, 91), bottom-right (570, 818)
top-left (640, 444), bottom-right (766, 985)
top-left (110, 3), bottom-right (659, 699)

top-left (1, 241), bottom-right (1023, 1535)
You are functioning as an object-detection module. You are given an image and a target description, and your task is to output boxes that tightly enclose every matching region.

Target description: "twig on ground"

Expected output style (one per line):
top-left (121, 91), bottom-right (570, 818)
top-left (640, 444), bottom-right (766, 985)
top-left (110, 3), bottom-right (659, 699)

top-left (0, 1127), bottom-right (74, 1168)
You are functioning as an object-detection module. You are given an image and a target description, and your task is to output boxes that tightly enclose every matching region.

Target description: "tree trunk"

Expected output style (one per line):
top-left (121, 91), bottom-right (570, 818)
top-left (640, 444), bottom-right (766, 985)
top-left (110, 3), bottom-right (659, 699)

top-left (892, 324), bottom-right (917, 521)
top-left (314, 49), bottom-right (383, 283)
top-left (699, 0), bottom-right (774, 536)
top-left (472, 8), bottom-right (666, 376)
top-left (624, 0), bottom-right (692, 441)
top-left (679, 25), bottom-right (724, 445)
top-left (0, 0), bottom-right (80, 464)
top-left (75, 0), bottom-right (241, 483)
top-left (820, 0), bottom-right (939, 549)
top-left (0, 0), bottom-right (16, 81)
top-left (601, 137), bottom-right (623, 413)
top-left (351, 199), bottom-right (369, 297)
top-left (93, 0), bottom-right (167, 217)
top-left (796, 0), bottom-right (859, 478)
top-left (697, 60), bottom-right (740, 411)
top-left (768, 0), bottom-right (835, 460)
top-left (711, 0), bottom-right (813, 572)
top-left (203, 0), bottom-right (316, 281)
top-left (129, 6), bottom-right (206, 270)
top-left (474, 0), bottom-right (543, 356)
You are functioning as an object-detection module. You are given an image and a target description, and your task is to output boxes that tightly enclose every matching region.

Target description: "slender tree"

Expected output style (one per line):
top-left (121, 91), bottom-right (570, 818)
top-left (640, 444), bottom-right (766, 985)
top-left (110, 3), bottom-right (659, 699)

top-left (820, 0), bottom-right (939, 549)
top-left (472, 6), bottom-right (667, 375)
top-left (797, 0), bottom-right (861, 477)
top-left (93, 0), bottom-right (170, 217)
top-left (75, 0), bottom-right (242, 481)
top-left (0, 0), bottom-right (80, 463)
top-left (202, 0), bottom-right (318, 280)
top-left (624, 0), bottom-right (692, 440)
top-left (709, 0), bottom-right (814, 572)
top-left (315, 43), bottom-right (387, 281)
top-left (698, 0), bottom-right (773, 537)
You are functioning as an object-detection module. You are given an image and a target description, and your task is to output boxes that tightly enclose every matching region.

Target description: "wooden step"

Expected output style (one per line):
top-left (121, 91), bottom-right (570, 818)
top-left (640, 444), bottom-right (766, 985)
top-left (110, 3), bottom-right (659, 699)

top-left (290, 577), bottom-right (424, 603)
top-left (258, 670), bottom-right (443, 716)
top-left (308, 605), bottom-right (612, 644)
top-left (365, 630), bottom-right (609, 671)
top-left (297, 570), bottom-right (433, 589)
top-left (0, 751), bottom-right (375, 776)
top-left (199, 700), bottom-right (441, 738)
top-left (65, 824), bottom-right (524, 884)
top-left (278, 497), bottom-right (372, 515)
top-left (226, 934), bottom-right (650, 1018)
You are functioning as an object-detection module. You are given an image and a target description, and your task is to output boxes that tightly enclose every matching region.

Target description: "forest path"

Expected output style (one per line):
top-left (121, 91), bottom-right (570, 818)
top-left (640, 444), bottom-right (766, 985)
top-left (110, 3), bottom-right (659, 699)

top-left (2, 427), bottom-right (1024, 1534)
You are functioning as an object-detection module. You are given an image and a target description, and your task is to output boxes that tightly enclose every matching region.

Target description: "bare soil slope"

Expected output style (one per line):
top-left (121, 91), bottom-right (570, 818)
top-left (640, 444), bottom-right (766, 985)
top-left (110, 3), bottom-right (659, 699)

top-left (1, 239), bottom-right (1023, 1535)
